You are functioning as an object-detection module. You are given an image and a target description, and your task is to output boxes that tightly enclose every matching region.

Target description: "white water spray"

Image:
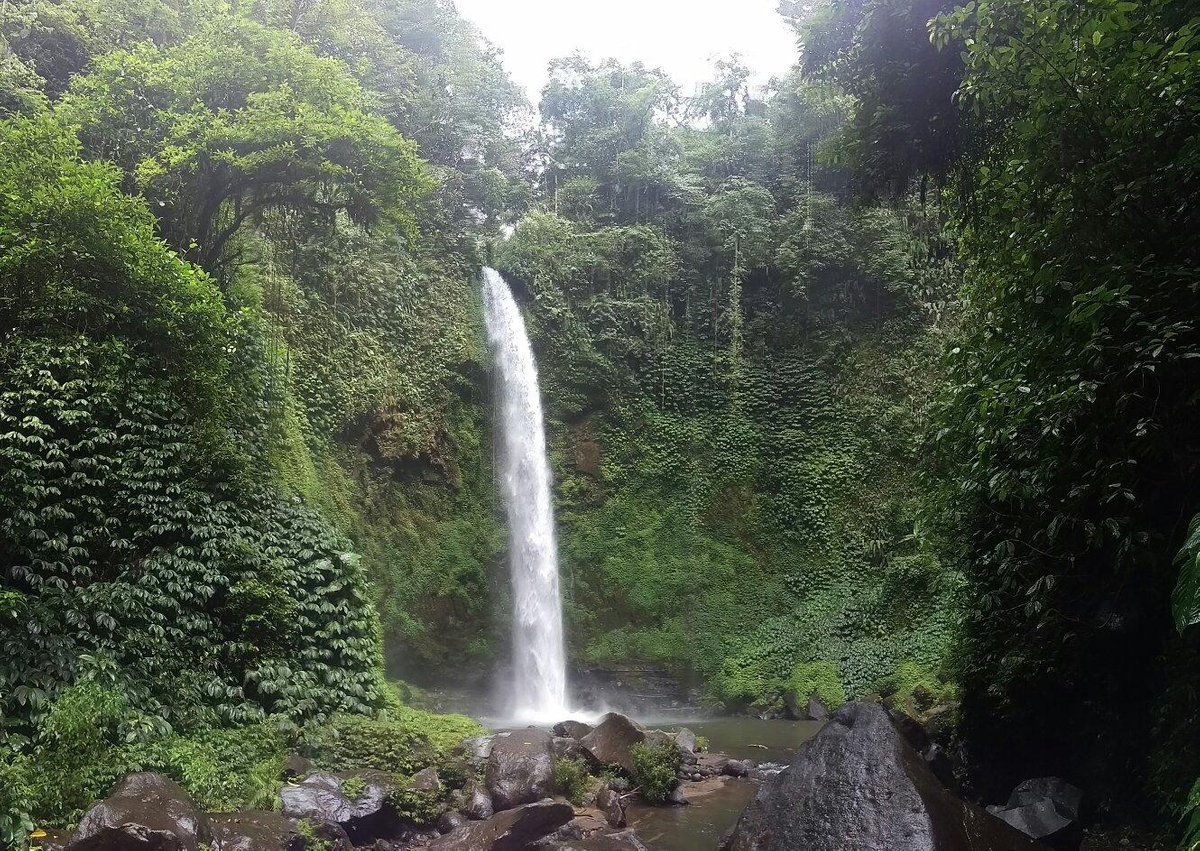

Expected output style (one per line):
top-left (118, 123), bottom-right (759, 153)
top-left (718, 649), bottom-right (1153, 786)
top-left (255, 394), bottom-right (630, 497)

top-left (481, 267), bottom-right (568, 722)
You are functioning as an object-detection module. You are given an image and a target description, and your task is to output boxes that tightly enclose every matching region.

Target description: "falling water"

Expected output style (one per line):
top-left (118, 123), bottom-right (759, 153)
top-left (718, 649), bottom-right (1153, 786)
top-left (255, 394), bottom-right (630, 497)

top-left (481, 267), bottom-right (568, 722)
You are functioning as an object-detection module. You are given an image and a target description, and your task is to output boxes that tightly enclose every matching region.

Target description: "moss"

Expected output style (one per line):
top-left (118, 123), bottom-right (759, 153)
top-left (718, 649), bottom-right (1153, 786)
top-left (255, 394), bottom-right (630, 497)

top-left (786, 661), bottom-right (848, 710)
top-left (877, 661), bottom-right (956, 711)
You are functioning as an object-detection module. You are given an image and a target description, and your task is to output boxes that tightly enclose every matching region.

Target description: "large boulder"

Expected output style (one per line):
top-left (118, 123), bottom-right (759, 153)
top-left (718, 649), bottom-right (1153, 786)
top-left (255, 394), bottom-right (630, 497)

top-left (579, 714), bottom-right (646, 775)
top-left (1007, 778), bottom-right (1082, 821)
top-left (425, 801), bottom-right (572, 851)
top-left (461, 780), bottom-right (494, 821)
top-left (722, 702), bottom-right (1047, 851)
top-left (989, 778), bottom-right (1083, 849)
top-left (485, 729), bottom-right (555, 811)
top-left (280, 771), bottom-right (398, 844)
top-left (69, 773), bottom-right (211, 851)
top-left (553, 720), bottom-right (594, 740)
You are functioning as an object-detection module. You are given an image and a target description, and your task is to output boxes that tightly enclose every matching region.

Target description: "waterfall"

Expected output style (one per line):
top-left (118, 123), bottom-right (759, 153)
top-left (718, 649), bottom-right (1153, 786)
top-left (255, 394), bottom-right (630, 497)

top-left (481, 267), bottom-right (568, 722)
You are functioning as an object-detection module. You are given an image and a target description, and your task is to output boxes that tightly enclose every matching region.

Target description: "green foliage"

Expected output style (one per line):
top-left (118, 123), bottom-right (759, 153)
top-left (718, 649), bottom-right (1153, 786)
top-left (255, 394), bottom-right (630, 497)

top-left (786, 661), bottom-right (847, 711)
top-left (313, 714), bottom-right (434, 776)
top-left (629, 741), bottom-right (680, 805)
top-left (552, 757), bottom-right (593, 806)
top-left (0, 115), bottom-right (228, 419)
top-left (0, 754), bottom-right (33, 851)
top-left (296, 819), bottom-right (334, 851)
top-left (60, 15), bottom-right (431, 271)
top-left (876, 661), bottom-right (954, 712)
top-left (1173, 514), bottom-right (1200, 633)
top-left (387, 778), bottom-right (441, 825)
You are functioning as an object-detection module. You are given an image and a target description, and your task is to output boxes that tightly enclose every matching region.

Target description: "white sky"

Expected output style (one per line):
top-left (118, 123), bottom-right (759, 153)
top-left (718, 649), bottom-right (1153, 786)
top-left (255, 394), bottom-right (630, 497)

top-left (452, 0), bottom-right (800, 104)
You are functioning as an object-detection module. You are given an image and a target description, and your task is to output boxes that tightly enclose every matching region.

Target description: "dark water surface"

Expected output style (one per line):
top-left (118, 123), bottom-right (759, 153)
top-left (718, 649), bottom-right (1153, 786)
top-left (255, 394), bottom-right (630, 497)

top-left (628, 717), bottom-right (822, 851)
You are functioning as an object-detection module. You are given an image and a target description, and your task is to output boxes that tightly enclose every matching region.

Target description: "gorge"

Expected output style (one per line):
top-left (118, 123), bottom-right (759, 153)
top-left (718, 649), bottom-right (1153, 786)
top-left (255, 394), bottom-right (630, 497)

top-left (1, 0), bottom-right (1198, 848)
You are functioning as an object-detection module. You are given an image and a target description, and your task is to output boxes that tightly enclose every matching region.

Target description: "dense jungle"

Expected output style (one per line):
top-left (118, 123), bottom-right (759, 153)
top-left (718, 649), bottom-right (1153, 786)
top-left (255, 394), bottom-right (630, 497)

top-left (1, 0), bottom-right (1198, 848)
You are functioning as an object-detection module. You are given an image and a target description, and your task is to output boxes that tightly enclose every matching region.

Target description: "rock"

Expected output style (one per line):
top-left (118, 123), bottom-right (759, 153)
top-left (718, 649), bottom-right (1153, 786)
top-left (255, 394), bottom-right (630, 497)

top-left (721, 702), bottom-right (1046, 851)
top-left (437, 812), bottom-right (469, 835)
top-left (69, 773), bottom-right (211, 851)
top-left (697, 753), bottom-right (731, 776)
top-left (426, 801), bottom-right (573, 850)
top-left (992, 800), bottom-right (1077, 849)
top-left (666, 786), bottom-right (688, 806)
top-left (282, 754), bottom-right (314, 780)
top-left (462, 780), bottom-right (494, 820)
top-left (552, 736), bottom-right (591, 762)
top-left (485, 729), bottom-right (555, 811)
top-left (806, 696), bottom-right (829, 721)
top-left (553, 720), bottom-right (595, 740)
top-left (460, 736), bottom-right (496, 763)
top-left (722, 759), bottom-right (752, 778)
top-left (595, 787), bottom-right (626, 828)
top-left (674, 728), bottom-right (697, 754)
top-left (1007, 778), bottom-right (1083, 821)
top-left (209, 812), bottom-right (304, 851)
top-left (989, 777), bottom-right (1084, 849)
top-left (410, 767), bottom-right (441, 794)
top-left (280, 770), bottom-right (398, 844)
top-left (579, 713), bottom-right (646, 775)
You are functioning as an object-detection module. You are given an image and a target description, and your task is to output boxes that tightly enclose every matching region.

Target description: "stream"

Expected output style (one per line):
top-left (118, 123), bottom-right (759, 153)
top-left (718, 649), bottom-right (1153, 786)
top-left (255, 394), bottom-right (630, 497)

top-left (627, 718), bottom-right (822, 850)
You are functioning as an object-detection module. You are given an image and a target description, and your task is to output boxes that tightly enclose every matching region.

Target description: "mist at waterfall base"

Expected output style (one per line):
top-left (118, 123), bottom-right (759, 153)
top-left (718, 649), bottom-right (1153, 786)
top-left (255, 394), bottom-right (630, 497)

top-left (481, 267), bottom-right (580, 724)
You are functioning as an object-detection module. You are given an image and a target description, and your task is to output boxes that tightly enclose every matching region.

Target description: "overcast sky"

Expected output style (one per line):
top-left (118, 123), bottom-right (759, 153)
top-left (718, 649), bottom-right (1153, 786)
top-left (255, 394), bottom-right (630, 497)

top-left (452, 0), bottom-right (799, 105)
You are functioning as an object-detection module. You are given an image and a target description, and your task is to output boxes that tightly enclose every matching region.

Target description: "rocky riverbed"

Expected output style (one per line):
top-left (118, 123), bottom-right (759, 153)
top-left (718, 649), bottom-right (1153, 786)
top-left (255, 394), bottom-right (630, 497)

top-left (42, 702), bottom-right (1097, 851)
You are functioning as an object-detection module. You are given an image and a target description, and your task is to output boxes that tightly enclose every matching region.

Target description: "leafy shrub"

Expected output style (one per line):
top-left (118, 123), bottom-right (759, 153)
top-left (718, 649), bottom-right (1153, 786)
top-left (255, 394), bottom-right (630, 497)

top-left (388, 778), bottom-right (442, 825)
top-left (552, 757), bottom-right (592, 805)
top-left (876, 661), bottom-right (955, 712)
top-left (0, 755), bottom-right (33, 851)
top-left (630, 741), bottom-right (680, 805)
top-left (313, 714), bottom-right (434, 776)
top-left (120, 723), bottom-right (288, 812)
top-left (786, 661), bottom-right (847, 711)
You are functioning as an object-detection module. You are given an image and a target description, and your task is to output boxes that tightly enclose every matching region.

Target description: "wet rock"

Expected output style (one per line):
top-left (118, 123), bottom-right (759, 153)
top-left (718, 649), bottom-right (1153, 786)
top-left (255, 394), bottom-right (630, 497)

top-left (579, 714), bottom-right (646, 775)
top-left (437, 812), bottom-right (469, 835)
top-left (722, 702), bottom-right (1045, 851)
top-left (460, 736), bottom-right (496, 763)
top-left (209, 812), bottom-right (303, 851)
top-left (426, 801), bottom-right (573, 850)
top-left (553, 720), bottom-right (594, 740)
top-left (805, 697), bottom-right (829, 721)
top-left (280, 770), bottom-right (398, 845)
top-left (410, 767), bottom-right (441, 794)
top-left (722, 759), bottom-right (752, 778)
top-left (551, 736), bottom-right (591, 762)
top-left (462, 780), bottom-right (494, 820)
top-left (486, 729), bottom-right (555, 811)
top-left (666, 786), bottom-right (688, 806)
top-left (595, 787), bottom-right (626, 829)
top-left (69, 773), bottom-right (211, 851)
